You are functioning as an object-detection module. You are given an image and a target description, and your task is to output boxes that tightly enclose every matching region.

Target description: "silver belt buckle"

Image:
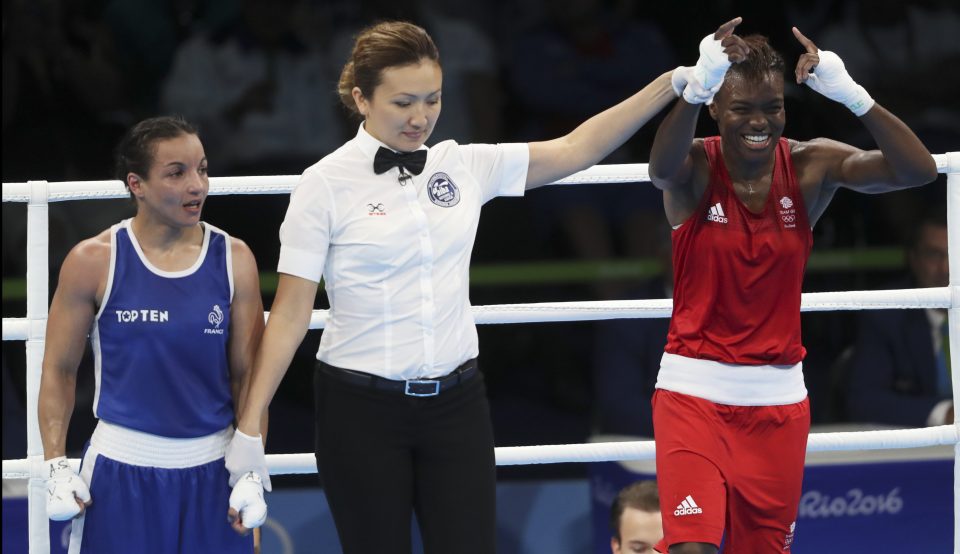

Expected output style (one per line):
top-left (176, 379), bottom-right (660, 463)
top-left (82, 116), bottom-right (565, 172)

top-left (405, 379), bottom-right (441, 397)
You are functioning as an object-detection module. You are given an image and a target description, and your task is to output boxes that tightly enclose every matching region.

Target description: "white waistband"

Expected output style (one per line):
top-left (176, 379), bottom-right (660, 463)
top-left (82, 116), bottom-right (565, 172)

top-left (90, 421), bottom-right (232, 468)
top-left (655, 352), bottom-right (807, 406)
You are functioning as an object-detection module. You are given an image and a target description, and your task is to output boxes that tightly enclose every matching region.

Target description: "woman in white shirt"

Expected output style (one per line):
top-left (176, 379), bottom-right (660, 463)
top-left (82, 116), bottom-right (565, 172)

top-left (224, 19), bottom-right (743, 552)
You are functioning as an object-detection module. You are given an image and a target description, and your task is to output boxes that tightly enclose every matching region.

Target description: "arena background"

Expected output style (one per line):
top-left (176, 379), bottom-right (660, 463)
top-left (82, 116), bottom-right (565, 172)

top-left (3, 0), bottom-right (958, 551)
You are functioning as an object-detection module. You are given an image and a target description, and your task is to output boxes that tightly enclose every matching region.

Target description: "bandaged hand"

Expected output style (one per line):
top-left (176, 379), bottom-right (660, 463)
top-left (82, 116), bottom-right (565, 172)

top-left (793, 27), bottom-right (874, 116)
top-left (685, 18), bottom-right (749, 105)
top-left (228, 471), bottom-right (268, 529)
top-left (45, 456), bottom-right (91, 521)
top-left (672, 66), bottom-right (722, 105)
top-left (224, 429), bottom-right (272, 491)
top-left (693, 34), bottom-right (732, 92)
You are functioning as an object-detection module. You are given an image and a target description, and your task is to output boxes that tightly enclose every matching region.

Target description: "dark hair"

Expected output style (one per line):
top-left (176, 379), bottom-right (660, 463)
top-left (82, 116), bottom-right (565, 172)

top-left (726, 34), bottom-right (785, 84)
top-left (609, 480), bottom-right (660, 540)
top-left (907, 204), bottom-right (947, 251)
top-left (114, 116), bottom-right (199, 189)
top-left (337, 21), bottom-right (440, 117)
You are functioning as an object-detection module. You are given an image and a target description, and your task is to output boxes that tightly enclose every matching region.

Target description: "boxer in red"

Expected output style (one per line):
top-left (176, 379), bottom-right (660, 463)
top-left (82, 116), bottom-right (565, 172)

top-left (648, 22), bottom-right (938, 554)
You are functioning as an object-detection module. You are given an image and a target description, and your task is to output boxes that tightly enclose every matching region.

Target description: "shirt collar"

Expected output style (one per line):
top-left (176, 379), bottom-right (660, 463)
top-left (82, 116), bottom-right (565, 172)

top-left (926, 308), bottom-right (947, 329)
top-left (354, 123), bottom-right (429, 160)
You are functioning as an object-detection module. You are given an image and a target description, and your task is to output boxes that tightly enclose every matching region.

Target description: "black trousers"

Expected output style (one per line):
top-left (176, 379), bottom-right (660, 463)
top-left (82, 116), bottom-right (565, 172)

top-left (313, 362), bottom-right (496, 553)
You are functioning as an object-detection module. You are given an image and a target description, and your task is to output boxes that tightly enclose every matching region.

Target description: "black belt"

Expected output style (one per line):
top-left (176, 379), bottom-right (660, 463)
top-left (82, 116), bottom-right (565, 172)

top-left (318, 359), bottom-right (478, 397)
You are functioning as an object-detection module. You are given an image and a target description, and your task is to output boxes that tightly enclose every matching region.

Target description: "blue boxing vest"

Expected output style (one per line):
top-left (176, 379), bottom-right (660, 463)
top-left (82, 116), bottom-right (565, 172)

top-left (91, 219), bottom-right (235, 438)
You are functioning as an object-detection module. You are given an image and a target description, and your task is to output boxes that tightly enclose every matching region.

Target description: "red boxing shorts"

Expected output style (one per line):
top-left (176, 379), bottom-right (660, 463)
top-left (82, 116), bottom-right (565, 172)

top-left (651, 389), bottom-right (810, 553)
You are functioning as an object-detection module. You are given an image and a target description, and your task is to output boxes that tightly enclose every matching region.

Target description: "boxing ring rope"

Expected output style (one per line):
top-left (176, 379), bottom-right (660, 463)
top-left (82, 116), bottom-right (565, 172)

top-left (3, 152), bottom-right (959, 553)
top-left (3, 425), bottom-right (957, 479)
top-left (0, 288), bottom-right (952, 341)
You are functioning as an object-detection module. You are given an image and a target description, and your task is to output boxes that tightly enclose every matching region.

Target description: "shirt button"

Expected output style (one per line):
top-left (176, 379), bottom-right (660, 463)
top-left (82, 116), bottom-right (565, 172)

top-left (419, 364), bottom-right (429, 372)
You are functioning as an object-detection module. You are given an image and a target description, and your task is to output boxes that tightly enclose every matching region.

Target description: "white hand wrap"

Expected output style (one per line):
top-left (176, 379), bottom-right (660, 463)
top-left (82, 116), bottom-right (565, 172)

top-left (805, 50), bottom-right (875, 116)
top-left (693, 33), bottom-right (732, 91)
top-left (45, 456), bottom-right (90, 521)
top-left (672, 66), bottom-right (722, 105)
top-left (224, 430), bottom-right (272, 491)
top-left (229, 471), bottom-right (268, 529)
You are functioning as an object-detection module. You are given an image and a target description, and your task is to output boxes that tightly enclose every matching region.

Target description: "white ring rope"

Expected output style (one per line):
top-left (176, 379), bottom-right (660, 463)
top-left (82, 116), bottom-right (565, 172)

top-left (2, 425), bottom-right (955, 480)
top-left (3, 153), bottom-right (957, 202)
top-left (2, 288), bottom-right (952, 340)
top-left (3, 153), bottom-right (959, 553)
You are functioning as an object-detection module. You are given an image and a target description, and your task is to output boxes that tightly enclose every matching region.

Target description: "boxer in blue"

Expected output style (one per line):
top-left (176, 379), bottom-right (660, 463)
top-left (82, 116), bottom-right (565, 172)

top-left (38, 116), bottom-right (264, 553)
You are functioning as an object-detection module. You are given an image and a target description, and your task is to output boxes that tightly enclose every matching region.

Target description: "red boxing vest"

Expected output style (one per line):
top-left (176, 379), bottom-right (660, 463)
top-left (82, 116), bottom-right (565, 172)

top-left (665, 137), bottom-right (813, 365)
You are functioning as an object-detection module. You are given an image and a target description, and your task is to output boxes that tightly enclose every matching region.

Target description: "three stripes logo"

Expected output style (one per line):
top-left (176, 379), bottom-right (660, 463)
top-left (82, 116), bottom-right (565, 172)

top-left (706, 202), bottom-right (728, 224)
top-left (674, 495), bottom-right (703, 516)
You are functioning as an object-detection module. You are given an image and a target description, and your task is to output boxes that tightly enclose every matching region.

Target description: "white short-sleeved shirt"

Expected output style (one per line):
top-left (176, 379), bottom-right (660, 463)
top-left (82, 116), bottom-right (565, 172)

top-left (278, 124), bottom-right (529, 379)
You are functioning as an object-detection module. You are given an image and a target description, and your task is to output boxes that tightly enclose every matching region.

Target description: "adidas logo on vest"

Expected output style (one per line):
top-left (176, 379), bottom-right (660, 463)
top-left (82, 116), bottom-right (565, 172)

top-left (706, 202), bottom-right (728, 224)
top-left (674, 495), bottom-right (703, 516)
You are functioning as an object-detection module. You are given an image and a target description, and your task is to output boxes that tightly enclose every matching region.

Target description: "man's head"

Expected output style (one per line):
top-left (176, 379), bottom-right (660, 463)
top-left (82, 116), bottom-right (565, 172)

top-left (610, 480), bottom-right (663, 554)
top-left (907, 207), bottom-right (948, 289)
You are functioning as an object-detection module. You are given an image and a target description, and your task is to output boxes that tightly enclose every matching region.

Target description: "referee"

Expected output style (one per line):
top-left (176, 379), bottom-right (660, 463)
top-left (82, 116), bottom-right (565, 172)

top-left (225, 20), bottom-right (694, 553)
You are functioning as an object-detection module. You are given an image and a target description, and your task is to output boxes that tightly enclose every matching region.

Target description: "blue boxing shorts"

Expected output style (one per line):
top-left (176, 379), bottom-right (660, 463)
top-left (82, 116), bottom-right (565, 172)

top-left (68, 422), bottom-right (252, 554)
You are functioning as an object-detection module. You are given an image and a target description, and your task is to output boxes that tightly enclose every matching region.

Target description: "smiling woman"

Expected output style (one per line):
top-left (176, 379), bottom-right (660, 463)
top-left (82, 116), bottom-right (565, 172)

top-left (647, 22), bottom-right (938, 554)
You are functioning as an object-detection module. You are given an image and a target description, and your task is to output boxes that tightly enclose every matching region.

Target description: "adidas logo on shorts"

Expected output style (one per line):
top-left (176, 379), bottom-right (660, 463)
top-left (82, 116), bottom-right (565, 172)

top-left (674, 495), bottom-right (703, 516)
top-left (706, 202), bottom-right (728, 224)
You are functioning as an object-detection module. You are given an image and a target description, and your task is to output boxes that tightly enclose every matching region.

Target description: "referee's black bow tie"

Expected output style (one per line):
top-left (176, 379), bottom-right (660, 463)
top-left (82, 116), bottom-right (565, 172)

top-left (373, 147), bottom-right (427, 176)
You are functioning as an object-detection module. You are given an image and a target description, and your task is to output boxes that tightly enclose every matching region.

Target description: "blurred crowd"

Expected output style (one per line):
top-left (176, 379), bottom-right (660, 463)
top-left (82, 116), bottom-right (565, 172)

top-left (3, 0), bottom-right (958, 475)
